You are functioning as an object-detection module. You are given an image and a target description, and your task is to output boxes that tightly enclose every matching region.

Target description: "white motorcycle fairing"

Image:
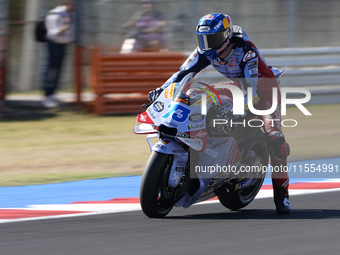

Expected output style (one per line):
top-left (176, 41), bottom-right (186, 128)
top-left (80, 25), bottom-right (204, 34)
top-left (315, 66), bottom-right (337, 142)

top-left (174, 136), bottom-right (241, 208)
top-left (152, 138), bottom-right (188, 188)
top-left (135, 73), bottom-right (241, 209)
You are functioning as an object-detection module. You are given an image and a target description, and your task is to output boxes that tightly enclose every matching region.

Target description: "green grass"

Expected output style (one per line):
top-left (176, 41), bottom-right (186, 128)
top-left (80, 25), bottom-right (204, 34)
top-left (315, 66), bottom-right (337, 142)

top-left (0, 103), bottom-right (339, 186)
top-left (0, 109), bottom-right (150, 186)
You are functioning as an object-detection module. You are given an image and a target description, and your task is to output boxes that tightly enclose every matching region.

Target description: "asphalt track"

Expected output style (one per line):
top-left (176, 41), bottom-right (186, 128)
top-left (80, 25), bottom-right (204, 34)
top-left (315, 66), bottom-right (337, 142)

top-left (1, 190), bottom-right (340, 255)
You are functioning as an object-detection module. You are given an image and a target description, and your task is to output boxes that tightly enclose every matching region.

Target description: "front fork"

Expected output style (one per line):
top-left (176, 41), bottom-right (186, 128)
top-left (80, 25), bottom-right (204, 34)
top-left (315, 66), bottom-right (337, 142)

top-left (146, 134), bottom-right (189, 188)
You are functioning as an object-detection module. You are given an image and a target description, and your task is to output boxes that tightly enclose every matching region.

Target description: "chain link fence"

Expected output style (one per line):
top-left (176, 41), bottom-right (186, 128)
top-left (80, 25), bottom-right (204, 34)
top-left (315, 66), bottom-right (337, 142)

top-left (4, 0), bottom-right (340, 93)
top-left (77, 0), bottom-right (340, 50)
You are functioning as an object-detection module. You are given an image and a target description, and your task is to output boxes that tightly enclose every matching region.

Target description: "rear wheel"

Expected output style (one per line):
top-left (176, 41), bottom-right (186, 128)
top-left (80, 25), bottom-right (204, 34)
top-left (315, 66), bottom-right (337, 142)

top-left (218, 140), bottom-right (268, 210)
top-left (140, 151), bottom-right (176, 218)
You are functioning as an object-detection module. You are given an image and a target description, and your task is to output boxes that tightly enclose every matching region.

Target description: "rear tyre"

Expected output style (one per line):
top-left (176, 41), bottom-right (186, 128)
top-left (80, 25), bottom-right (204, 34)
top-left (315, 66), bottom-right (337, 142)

top-left (140, 151), bottom-right (176, 218)
top-left (218, 139), bottom-right (268, 210)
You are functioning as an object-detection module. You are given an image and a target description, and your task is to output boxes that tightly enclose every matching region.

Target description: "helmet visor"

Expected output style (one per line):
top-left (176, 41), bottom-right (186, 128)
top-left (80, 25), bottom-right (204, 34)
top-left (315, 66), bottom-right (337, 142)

top-left (196, 29), bottom-right (231, 51)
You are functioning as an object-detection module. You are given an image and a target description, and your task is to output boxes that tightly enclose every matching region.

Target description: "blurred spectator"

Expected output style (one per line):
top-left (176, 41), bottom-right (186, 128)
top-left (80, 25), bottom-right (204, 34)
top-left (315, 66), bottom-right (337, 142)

top-left (42, 0), bottom-right (75, 108)
top-left (121, 0), bottom-right (166, 53)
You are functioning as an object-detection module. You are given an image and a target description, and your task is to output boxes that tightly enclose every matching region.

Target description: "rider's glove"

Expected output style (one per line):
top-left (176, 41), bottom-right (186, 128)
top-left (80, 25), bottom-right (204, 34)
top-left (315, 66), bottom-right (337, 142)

top-left (215, 104), bottom-right (232, 120)
top-left (219, 103), bottom-right (242, 121)
top-left (208, 104), bottom-right (232, 132)
top-left (148, 87), bottom-right (164, 103)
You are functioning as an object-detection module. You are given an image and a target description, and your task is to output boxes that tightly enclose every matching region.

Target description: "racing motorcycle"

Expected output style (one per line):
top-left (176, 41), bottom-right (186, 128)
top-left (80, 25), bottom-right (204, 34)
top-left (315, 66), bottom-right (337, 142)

top-left (134, 73), bottom-right (269, 218)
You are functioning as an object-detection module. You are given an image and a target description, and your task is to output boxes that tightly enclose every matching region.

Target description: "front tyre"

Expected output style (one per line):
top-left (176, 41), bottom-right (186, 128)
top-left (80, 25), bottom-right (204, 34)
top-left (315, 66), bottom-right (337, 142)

top-left (140, 151), bottom-right (176, 218)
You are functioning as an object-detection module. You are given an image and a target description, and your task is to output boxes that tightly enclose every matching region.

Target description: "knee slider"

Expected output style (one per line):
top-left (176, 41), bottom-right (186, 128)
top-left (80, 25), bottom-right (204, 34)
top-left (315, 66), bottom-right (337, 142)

top-left (271, 136), bottom-right (290, 159)
top-left (280, 142), bottom-right (290, 157)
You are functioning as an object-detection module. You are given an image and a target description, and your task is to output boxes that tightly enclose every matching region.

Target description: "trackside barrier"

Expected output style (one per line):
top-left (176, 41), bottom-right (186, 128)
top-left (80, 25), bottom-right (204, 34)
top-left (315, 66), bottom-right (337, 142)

top-left (88, 49), bottom-right (186, 115)
top-left (83, 47), bottom-right (340, 115)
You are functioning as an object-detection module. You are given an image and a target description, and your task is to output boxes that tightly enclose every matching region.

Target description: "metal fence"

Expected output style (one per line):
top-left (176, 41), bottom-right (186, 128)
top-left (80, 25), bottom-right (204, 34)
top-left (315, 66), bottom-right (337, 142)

top-left (4, 0), bottom-right (340, 94)
top-left (77, 0), bottom-right (340, 50)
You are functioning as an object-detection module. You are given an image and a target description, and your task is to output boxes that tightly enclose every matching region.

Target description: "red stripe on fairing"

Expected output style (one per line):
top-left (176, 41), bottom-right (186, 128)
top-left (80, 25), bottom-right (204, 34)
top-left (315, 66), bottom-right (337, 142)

top-left (0, 209), bottom-right (90, 219)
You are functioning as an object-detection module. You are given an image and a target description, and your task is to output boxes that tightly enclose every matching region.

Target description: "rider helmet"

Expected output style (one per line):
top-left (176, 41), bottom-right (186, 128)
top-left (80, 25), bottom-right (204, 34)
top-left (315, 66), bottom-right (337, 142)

top-left (195, 13), bottom-right (233, 59)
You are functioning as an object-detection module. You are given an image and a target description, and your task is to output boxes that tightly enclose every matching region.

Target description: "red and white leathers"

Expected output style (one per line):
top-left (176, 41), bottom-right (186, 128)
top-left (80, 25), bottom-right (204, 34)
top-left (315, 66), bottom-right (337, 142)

top-left (160, 25), bottom-right (290, 210)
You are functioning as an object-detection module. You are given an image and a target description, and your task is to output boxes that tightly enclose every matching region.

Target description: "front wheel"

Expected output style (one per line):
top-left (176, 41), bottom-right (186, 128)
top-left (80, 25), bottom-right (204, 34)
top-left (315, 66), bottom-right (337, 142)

top-left (140, 151), bottom-right (176, 218)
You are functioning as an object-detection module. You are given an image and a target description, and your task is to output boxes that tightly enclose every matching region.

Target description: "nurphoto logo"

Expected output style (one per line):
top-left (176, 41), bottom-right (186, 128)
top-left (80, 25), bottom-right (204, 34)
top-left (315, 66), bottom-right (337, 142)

top-left (198, 84), bottom-right (312, 128)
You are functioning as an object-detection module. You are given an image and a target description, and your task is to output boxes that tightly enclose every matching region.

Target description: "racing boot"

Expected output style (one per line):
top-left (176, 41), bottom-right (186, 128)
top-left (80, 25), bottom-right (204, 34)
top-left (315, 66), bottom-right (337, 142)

top-left (267, 131), bottom-right (291, 214)
top-left (272, 177), bottom-right (291, 214)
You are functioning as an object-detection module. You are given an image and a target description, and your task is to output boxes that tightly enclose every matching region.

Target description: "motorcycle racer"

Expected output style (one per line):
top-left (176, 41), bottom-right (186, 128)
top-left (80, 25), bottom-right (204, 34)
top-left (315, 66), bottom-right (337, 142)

top-left (148, 13), bottom-right (291, 214)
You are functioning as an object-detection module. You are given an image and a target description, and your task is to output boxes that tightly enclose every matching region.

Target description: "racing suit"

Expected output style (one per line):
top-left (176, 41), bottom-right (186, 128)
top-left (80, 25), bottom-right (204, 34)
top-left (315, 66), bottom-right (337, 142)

top-left (157, 25), bottom-right (290, 210)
